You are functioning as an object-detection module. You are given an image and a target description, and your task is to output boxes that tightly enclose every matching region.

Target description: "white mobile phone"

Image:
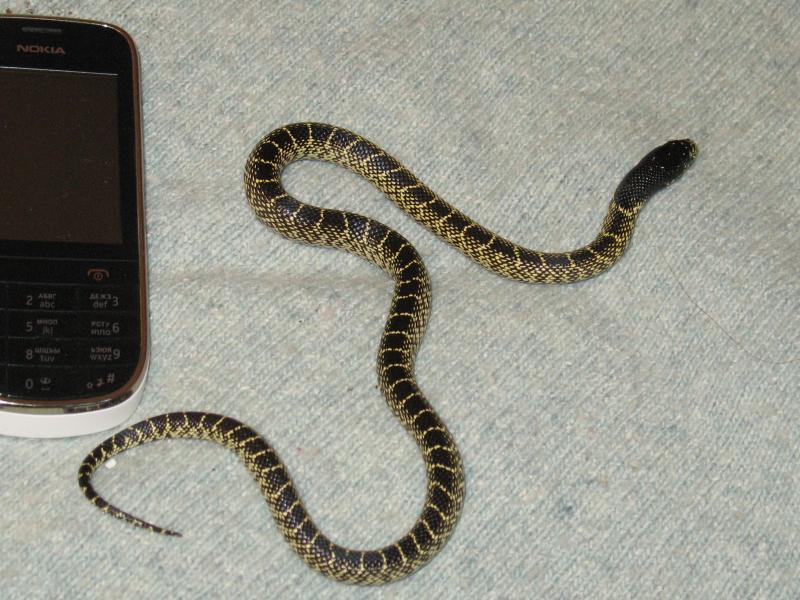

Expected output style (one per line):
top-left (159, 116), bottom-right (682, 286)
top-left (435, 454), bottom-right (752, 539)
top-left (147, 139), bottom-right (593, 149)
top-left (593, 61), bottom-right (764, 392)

top-left (0, 16), bottom-right (148, 438)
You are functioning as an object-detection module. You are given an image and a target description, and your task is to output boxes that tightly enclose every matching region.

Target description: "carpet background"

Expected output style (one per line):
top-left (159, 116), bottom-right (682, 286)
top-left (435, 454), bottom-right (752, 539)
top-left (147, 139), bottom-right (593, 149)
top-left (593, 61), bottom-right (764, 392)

top-left (1, 1), bottom-right (798, 599)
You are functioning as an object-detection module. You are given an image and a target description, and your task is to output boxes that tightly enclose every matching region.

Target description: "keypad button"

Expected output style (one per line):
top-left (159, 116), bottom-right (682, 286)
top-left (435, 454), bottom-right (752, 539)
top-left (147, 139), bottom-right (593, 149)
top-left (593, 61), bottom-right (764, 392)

top-left (7, 311), bottom-right (79, 338)
top-left (84, 366), bottom-right (135, 395)
top-left (8, 366), bottom-right (84, 398)
top-left (78, 286), bottom-right (138, 312)
top-left (7, 285), bottom-right (78, 311)
top-left (80, 313), bottom-right (138, 338)
top-left (82, 340), bottom-right (139, 365)
top-left (8, 339), bottom-right (78, 366)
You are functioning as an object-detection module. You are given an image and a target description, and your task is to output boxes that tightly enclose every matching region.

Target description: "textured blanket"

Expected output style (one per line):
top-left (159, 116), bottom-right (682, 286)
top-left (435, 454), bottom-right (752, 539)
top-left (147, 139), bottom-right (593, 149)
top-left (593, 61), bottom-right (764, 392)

top-left (1, 2), bottom-right (798, 598)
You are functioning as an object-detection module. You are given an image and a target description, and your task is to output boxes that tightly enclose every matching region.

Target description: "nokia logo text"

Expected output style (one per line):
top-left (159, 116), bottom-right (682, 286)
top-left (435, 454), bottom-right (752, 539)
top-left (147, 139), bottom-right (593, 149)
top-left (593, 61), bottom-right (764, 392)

top-left (16, 44), bottom-right (66, 55)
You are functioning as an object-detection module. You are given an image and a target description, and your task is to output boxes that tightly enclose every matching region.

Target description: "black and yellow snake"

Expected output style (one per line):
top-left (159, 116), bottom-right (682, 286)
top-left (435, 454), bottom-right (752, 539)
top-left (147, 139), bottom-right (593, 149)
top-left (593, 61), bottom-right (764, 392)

top-left (79, 123), bottom-right (697, 584)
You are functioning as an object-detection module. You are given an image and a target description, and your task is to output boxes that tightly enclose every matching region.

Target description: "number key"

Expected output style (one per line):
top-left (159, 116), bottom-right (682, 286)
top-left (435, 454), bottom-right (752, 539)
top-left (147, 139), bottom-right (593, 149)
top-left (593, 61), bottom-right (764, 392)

top-left (8, 367), bottom-right (83, 398)
top-left (78, 286), bottom-right (137, 312)
top-left (8, 285), bottom-right (78, 311)
top-left (81, 313), bottom-right (138, 338)
top-left (8, 311), bottom-right (79, 338)
top-left (8, 339), bottom-right (78, 366)
top-left (83, 340), bottom-right (139, 365)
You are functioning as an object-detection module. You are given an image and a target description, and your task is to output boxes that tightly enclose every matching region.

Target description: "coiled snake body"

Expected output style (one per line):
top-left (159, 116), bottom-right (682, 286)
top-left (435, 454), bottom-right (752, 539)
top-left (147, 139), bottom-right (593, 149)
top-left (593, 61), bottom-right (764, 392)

top-left (79, 123), bottom-right (697, 584)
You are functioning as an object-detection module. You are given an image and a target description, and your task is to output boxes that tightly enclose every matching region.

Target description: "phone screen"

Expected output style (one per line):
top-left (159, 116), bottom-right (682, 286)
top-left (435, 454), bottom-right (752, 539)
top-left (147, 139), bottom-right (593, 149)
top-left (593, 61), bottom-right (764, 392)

top-left (0, 66), bottom-right (122, 244)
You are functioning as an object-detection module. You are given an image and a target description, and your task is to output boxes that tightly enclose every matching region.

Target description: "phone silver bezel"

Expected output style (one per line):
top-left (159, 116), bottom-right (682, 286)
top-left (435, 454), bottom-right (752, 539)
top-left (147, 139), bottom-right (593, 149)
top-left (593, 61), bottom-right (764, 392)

top-left (0, 15), bottom-right (148, 432)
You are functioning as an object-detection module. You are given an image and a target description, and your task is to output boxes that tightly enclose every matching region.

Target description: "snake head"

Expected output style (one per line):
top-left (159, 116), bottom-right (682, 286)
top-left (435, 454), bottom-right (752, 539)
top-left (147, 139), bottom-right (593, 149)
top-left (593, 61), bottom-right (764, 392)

top-left (613, 139), bottom-right (698, 210)
top-left (640, 139), bottom-right (699, 189)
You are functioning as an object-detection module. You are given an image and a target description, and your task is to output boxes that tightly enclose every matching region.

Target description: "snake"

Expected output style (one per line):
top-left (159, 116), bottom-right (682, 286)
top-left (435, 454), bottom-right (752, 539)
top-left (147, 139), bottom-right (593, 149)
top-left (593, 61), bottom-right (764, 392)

top-left (78, 122), bottom-right (697, 585)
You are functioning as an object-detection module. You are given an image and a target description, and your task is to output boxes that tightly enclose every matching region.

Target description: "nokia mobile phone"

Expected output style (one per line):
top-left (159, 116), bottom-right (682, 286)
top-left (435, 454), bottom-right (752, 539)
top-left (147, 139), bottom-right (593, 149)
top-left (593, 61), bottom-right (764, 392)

top-left (0, 16), bottom-right (148, 438)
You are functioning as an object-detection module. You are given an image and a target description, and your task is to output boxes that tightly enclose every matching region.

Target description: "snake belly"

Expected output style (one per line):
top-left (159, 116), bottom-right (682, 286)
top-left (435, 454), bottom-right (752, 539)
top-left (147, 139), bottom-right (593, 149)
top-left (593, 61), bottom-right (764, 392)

top-left (79, 122), bottom-right (697, 585)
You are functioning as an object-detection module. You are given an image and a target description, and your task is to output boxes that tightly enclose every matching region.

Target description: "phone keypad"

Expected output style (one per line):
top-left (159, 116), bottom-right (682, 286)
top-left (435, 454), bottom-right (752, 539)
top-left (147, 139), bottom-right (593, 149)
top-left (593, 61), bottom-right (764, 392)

top-left (0, 261), bottom-right (141, 400)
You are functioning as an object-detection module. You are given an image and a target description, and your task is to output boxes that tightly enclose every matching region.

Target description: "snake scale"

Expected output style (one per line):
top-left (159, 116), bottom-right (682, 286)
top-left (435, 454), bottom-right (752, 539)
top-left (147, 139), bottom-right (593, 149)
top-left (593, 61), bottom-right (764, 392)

top-left (79, 122), bottom-right (697, 584)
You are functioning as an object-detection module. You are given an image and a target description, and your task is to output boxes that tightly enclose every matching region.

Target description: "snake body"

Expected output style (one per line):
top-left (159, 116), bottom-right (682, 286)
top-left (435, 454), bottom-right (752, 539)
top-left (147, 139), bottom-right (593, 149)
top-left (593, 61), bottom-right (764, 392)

top-left (79, 123), bottom-right (697, 584)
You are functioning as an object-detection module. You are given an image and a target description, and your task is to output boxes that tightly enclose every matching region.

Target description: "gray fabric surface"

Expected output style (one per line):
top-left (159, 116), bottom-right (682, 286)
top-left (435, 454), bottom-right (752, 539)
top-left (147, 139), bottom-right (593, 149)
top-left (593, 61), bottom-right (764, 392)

top-left (1, 1), bottom-right (798, 598)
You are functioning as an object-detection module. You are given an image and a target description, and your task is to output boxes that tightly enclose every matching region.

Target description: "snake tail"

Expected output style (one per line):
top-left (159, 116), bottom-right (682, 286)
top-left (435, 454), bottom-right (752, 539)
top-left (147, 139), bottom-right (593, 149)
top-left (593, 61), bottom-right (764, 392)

top-left (78, 212), bottom-right (464, 584)
top-left (80, 406), bottom-right (462, 584)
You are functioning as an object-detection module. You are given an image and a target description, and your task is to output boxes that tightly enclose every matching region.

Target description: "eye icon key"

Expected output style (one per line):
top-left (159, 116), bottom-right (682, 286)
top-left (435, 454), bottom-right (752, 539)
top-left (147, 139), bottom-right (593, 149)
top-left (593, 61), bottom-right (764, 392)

top-left (87, 268), bottom-right (110, 283)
